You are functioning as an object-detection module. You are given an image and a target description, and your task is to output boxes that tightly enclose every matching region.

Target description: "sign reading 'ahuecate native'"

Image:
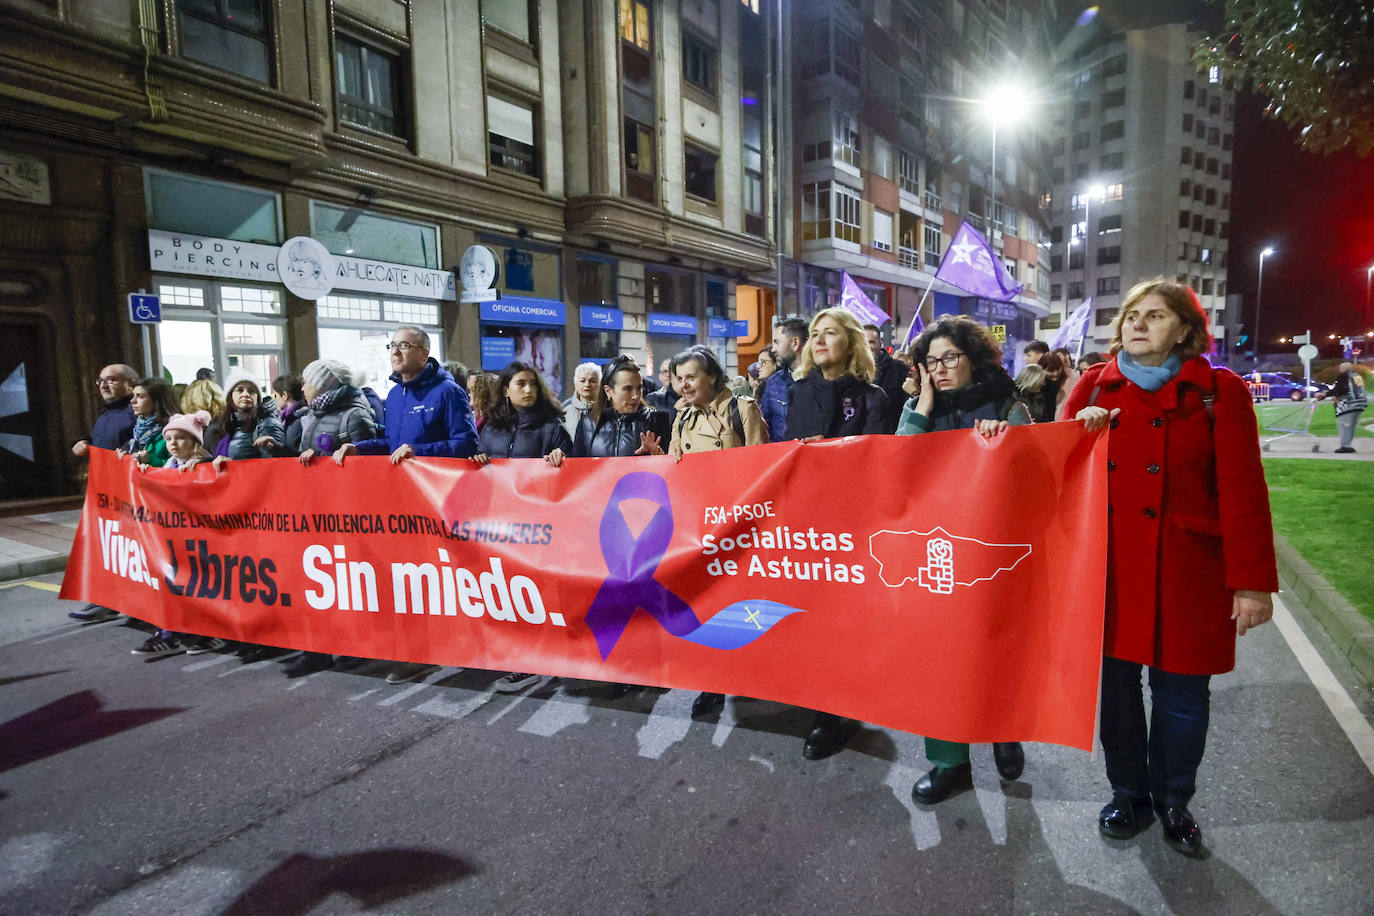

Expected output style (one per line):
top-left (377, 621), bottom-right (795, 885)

top-left (62, 427), bottom-right (1109, 749)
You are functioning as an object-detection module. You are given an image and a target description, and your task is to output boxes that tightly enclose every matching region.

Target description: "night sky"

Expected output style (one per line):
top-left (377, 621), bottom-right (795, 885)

top-left (1057, 1), bottom-right (1374, 352)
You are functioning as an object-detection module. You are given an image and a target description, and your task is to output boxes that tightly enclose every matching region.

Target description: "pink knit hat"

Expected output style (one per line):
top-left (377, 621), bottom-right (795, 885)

top-left (163, 410), bottom-right (211, 444)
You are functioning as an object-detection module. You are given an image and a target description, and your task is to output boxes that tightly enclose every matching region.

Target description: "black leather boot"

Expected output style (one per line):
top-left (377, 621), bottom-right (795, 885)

top-left (911, 763), bottom-right (973, 804)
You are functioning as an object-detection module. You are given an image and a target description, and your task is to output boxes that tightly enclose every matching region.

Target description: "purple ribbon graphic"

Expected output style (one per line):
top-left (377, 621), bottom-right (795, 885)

top-left (584, 472), bottom-right (806, 659)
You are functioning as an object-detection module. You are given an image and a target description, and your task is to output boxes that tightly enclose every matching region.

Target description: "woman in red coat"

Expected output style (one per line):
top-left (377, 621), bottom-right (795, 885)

top-left (1065, 278), bottom-right (1277, 857)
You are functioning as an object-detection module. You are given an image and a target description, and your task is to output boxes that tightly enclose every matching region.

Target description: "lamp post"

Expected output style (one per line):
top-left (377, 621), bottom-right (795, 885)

top-left (1254, 246), bottom-right (1275, 368)
top-left (979, 83), bottom-right (1031, 235)
top-left (1365, 264), bottom-right (1373, 331)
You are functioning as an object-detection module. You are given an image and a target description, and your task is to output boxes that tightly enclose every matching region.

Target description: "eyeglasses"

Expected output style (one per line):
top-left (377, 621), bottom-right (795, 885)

top-left (923, 352), bottom-right (966, 371)
top-left (386, 341), bottom-right (423, 352)
top-left (96, 377), bottom-right (126, 388)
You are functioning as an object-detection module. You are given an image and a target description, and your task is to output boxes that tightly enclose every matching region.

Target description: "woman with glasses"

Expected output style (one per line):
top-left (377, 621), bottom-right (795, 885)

top-left (572, 356), bottom-right (670, 459)
top-left (900, 315), bottom-right (1031, 803)
top-left (783, 307), bottom-right (889, 760)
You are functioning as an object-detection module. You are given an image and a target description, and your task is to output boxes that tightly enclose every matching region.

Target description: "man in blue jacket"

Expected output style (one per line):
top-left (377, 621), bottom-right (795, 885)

top-left (760, 317), bottom-right (806, 442)
top-left (334, 325), bottom-right (477, 465)
top-left (333, 325), bottom-right (478, 685)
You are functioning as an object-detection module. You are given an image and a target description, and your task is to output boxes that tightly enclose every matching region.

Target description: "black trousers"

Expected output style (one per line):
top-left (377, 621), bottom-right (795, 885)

top-left (1100, 656), bottom-right (1212, 808)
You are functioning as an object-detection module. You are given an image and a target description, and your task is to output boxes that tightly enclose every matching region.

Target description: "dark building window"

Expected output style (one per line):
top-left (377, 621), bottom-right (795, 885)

top-left (1100, 151), bottom-right (1123, 170)
top-left (1051, 253), bottom-right (1063, 271)
top-left (1072, 131), bottom-right (1091, 149)
top-left (1098, 245), bottom-right (1120, 265)
top-left (487, 95), bottom-right (540, 178)
top-left (1095, 307), bottom-right (1115, 324)
top-left (178, 0), bottom-right (272, 83)
top-left (482, 0), bottom-right (535, 44)
top-left (685, 145), bottom-right (718, 201)
top-left (1074, 100), bottom-right (1092, 120)
top-left (1100, 120), bottom-right (1125, 141)
top-left (1069, 250), bottom-right (1085, 269)
top-left (682, 31), bottom-right (717, 94)
top-left (1097, 276), bottom-right (1120, 295)
top-left (624, 117), bottom-right (655, 202)
top-left (336, 35), bottom-right (404, 136)
top-left (1179, 210), bottom-right (1191, 229)
top-left (1098, 213), bottom-right (1121, 233)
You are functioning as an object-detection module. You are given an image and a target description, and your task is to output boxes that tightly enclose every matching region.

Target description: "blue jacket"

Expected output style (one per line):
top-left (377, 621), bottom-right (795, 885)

top-left (760, 360), bottom-right (796, 442)
top-left (354, 359), bottom-right (478, 458)
top-left (86, 395), bottom-right (135, 450)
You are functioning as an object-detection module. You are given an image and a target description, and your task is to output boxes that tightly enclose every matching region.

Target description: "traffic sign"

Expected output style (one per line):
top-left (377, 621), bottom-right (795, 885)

top-left (127, 293), bottom-right (161, 324)
top-left (1297, 344), bottom-right (1318, 364)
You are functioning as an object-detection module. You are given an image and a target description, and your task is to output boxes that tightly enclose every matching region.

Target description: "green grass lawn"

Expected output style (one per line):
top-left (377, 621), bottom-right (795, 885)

top-left (1263, 459), bottom-right (1374, 623)
top-left (1255, 401), bottom-right (1373, 439)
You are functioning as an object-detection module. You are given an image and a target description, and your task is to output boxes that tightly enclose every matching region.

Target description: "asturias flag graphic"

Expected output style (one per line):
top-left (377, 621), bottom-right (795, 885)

top-left (936, 221), bottom-right (1024, 302)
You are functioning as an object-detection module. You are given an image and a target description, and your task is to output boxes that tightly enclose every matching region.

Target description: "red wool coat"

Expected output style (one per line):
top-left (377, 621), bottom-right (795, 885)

top-left (1064, 356), bottom-right (1278, 675)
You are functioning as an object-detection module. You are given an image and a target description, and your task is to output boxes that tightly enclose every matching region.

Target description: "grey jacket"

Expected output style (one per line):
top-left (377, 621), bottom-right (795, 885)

top-left (288, 387), bottom-right (379, 454)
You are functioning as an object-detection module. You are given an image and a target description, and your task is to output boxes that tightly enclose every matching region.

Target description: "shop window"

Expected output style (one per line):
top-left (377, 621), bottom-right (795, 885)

top-left (685, 144), bottom-right (718, 202)
top-left (310, 202), bottom-right (440, 268)
top-left (220, 286), bottom-right (282, 314)
top-left (488, 95), bottom-right (541, 179)
top-left (155, 278), bottom-right (286, 387)
top-left (335, 35), bottom-right (405, 137)
top-left (317, 295), bottom-right (443, 397)
top-left (483, 0), bottom-right (535, 45)
top-left (383, 300), bottom-right (441, 325)
top-left (177, 0), bottom-right (272, 84)
top-left (145, 169), bottom-right (281, 243)
top-left (317, 295), bottom-right (380, 321)
top-left (683, 31), bottom-right (716, 94)
top-left (157, 285), bottom-right (207, 308)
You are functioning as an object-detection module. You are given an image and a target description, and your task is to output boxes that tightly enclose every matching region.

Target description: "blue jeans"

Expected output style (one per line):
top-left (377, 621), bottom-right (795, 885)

top-left (1100, 656), bottom-right (1211, 808)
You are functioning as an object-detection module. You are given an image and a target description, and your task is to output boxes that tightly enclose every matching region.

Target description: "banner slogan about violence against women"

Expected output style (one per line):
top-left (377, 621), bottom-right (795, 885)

top-left (62, 427), bottom-right (1109, 749)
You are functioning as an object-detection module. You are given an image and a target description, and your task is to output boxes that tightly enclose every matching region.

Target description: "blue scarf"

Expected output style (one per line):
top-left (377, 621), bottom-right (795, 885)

top-left (1118, 352), bottom-right (1182, 392)
top-left (129, 415), bottom-right (162, 451)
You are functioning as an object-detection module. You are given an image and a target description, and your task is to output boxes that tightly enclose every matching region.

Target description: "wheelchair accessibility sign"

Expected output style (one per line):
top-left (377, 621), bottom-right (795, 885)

top-left (127, 293), bottom-right (161, 324)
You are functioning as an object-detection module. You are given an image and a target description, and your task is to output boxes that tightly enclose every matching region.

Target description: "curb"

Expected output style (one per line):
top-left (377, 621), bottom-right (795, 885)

top-left (1275, 533), bottom-right (1374, 687)
top-left (0, 555), bottom-right (68, 583)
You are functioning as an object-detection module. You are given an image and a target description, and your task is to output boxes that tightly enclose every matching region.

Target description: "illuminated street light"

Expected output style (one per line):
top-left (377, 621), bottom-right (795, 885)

top-left (978, 82), bottom-right (1036, 239)
top-left (1254, 246), bottom-right (1275, 367)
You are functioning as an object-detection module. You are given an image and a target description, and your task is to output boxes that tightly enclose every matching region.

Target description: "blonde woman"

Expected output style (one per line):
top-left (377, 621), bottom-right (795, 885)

top-left (180, 377), bottom-right (227, 454)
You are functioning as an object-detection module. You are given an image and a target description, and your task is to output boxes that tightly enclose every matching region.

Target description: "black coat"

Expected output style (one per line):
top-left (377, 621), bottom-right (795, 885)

top-left (871, 350), bottom-right (910, 433)
top-left (573, 407), bottom-right (672, 457)
top-left (785, 369), bottom-right (888, 440)
top-left (479, 408), bottom-right (573, 459)
top-left (87, 395), bottom-right (135, 450)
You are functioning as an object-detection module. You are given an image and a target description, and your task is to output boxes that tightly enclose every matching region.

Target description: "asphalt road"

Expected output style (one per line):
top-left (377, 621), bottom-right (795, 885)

top-left (2, 573), bottom-right (1372, 915)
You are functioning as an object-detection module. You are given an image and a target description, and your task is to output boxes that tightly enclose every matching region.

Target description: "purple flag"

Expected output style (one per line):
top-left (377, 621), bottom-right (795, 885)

top-left (837, 272), bottom-right (889, 327)
top-left (935, 222), bottom-right (1024, 302)
top-left (901, 307), bottom-right (926, 351)
top-left (1048, 297), bottom-right (1093, 355)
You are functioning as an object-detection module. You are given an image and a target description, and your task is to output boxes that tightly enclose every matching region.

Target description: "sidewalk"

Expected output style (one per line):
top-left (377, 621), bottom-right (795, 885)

top-left (1260, 434), bottom-right (1374, 459)
top-left (0, 509), bottom-right (80, 582)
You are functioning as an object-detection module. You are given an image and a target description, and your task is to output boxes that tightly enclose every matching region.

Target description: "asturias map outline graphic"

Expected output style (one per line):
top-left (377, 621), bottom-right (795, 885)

top-left (868, 527), bottom-right (1032, 594)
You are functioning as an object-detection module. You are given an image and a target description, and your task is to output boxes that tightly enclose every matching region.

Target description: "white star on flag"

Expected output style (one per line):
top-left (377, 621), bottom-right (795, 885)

top-left (948, 236), bottom-right (978, 266)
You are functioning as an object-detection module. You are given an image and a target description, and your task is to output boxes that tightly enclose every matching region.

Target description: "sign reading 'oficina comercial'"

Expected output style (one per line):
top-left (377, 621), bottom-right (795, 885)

top-left (148, 231), bottom-right (457, 301)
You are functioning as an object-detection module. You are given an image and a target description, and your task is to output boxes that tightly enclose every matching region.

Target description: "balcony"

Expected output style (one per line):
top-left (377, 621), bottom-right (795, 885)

top-left (924, 191), bottom-right (941, 211)
top-left (899, 246), bottom-right (920, 270)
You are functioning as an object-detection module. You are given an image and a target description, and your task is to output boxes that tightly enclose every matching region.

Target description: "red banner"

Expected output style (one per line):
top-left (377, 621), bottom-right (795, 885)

top-left (62, 426), bottom-right (1108, 749)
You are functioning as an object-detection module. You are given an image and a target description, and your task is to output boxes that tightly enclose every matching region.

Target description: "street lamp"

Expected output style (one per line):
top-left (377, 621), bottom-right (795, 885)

top-left (1254, 246), bottom-right (1275, 367)
top-left (1365, 265), bottom-right (1373, 329)
top-left (978, 83), bottom-right (1033, 233)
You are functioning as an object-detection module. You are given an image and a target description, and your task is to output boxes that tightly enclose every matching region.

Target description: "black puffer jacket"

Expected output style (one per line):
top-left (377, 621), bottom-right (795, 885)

top-left (785, 369), bottom-right (889, 439)
top-left (573, 407), bottom-right (672, 457)
top-left (871, 349), bottom-right (910, 433)
top-left (479, 408), bottom-right (573, 459)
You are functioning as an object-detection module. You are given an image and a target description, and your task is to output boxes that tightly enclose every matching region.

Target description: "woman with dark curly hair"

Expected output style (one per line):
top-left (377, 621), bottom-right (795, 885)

top-left (899, 315), bottom-right (1030, 803)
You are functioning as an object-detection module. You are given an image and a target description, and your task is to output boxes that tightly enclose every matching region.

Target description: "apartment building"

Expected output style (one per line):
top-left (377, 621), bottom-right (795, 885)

top-left (0, 0), bottom-right (770, 498)
top-left (773, 0), bottom-right (1056, 365)
top-left (1043, 23), bottom-right (1233, 354)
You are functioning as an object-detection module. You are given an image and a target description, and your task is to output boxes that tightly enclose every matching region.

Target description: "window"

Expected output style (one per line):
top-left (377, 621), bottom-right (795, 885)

top-left (1221, 192), bottom-right (1230, 208)
top-left (1193, 184), bottom-right (1203, 201)
top-left (1050, 283), bottom-right (1062, 299)
top-left (145, 169), bottom-right (282, 243)
top-left (1194, 150), bottom-right (1206, 168)
top-left (1072, 162), bottom-right (1089, 179)
top-left (833, 184), bottom-right (861, 242)
top-left (1100, 152), bottom-right (1123, 170)
top-left (621, 0), bottom-right (651, 49)
top-left (803, 183), bottom-right (830, 240)
top-left (1179, 210), bottom-right (1191, 229)
top-left (1094, 308), bottom-right (1114, 325)
top-left (924, 98), bottom-right (941, 130)
top-left (1050, 253), bottom-right (1063, 271)
top-left (872, 209), bottom-right (894, 252)
top-left (1197, 87), bottom-right (1208, 107)
top-left (923, 223), bottom-right (942, 264)
top-left (1101, 54), bottom-right (1126, 77)
top-left (488, 95), bottom-right (540, 178)
top-left (1052, 225), bottom-right (1064, 244)
top-left (1192, 214), bottom-right (1203, 232)
top-left (1219, 221), bottom-right (1228, 238)
top-left (1217, 281), bottom-right (1226, 297)
top-left (1179, 242), bottom-right (1191, 260)
top-left (1069, 250), bottom-right (1085, 269)
top-left (1180, 179), bottom-right (1191, 196)
top-left (1181, 146), bottom-right (1192, 165)
top-left (1101, 88), bottom-right (1125, 109)
top-left (1067, 281), bottom-right (1084, 299)
top-left (1221, 163), bottom-right (1231, 180)
top-left (1195, 120), bottom-right (1206, 139)
top-left (1096, 276), bottom-right (1120, 295)
top-left (1105, 183), bottom-right (1123, 201)
top-left (336, 35), bottom-right (404, 136)
top-left (1206, 157), bottom-right (1218, 175)
top-left (684, 144), bottom-right (718, 201)
top-left (1183, 79), bottom-right (1195, 99)
top-left (1100, 120), bottom-right (1125, 141)
top-left (901, 76), bottom-right (920, 124)
top-left (833, 110), bottom-right (860, 166)
top-left (1097, 245), bottom-right (1120, 265)
top-left (1074, 100), bottom-right (1092, 120)
top-left (177, 0), bottom-right (271, 83)
top-left (1200, 247), bottom-right (1211, 265)
top-left (833, 24), bottom-right (861, 84)
top-left (310, 202), bottom-right (439, 267)
top-left (1052, 167), bottom-right (1065, 183)
top-left (1208, 65), bottom-right (1220, 84)
top-left (1042, 311), bottom-right (1061, 329)
top-left (1183, 113), bottom-right (1193, 132)
top-left (898, 150), bottom-right (919, 194)
top-left (682, 31), bottom-right (717, 94)
top-left (870, 134), bottom-right (894, 180)
top-left (1072, 130), bottom-right (1091, 150)
top-left (483, 0), bottom-right (534, 43)
top-left (742, 101), bottom-right (764, 235)
top-left (624, 117), bottom-right (655, 202)
top-left (1205, 188), bottom-right (1216, 205)
top-left (1201, 278), bottom-right (1214, 295)
top-left (1208, 127), bottom-right (1219, 146)
top-left (1222, 133), bottom-right (1232, 151)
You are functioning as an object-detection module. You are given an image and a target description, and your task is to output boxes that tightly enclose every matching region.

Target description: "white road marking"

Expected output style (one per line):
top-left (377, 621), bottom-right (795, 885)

top-left (519, 695), bottom-right (593, 737)
top-left (635, 690), bottom-right (694, 758)
top-left (1272, 596), bottom-right (1374, 777)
